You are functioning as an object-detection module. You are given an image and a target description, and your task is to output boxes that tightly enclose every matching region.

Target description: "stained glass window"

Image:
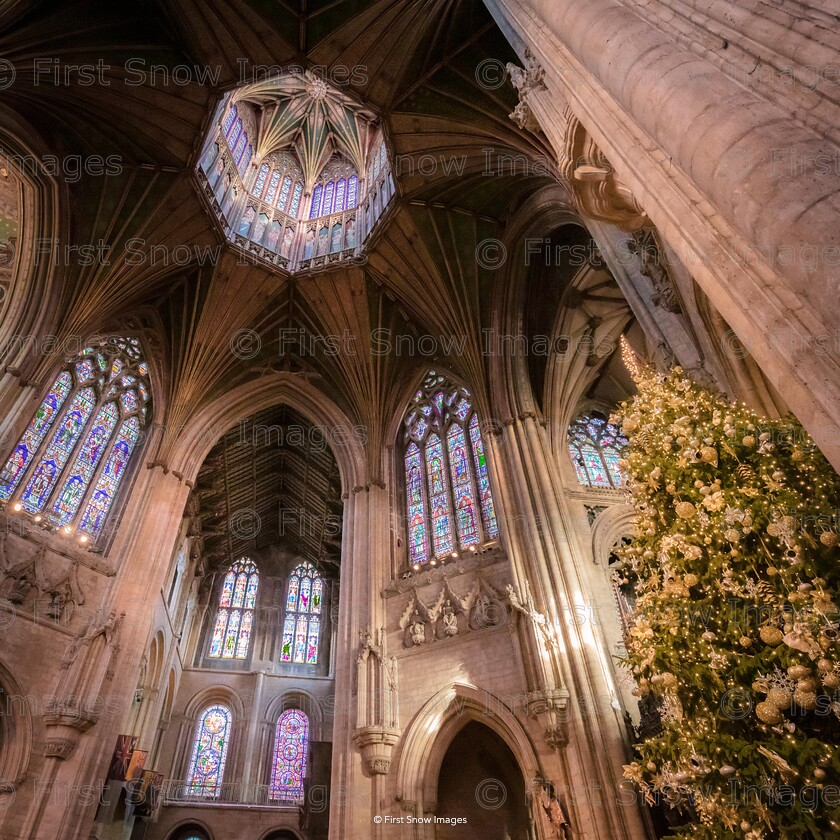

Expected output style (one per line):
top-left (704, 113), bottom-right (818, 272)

top-left (269, 710), bottom-right (309, 801)
top-left (1, 338), bottom-right (150, 541)
top-left (309, 184), bottom-right (323, 219)
top-left (401, 371), bottom-right (499, 567)
top-left (289, 182), bottom-right (303, 216)
top-left (208, 558), bottom-right (258, 660)
top-left (254, 163), bottom-right (269, 198)
top-left (186, 705), bottom-right (232, 798)
top-left (265, 171), bottom-right (281, 205)
top-left (222, 105), bottom-right (237, 136)
top-left (281, 562), bottom-right (322, 664)
top-left (228, 119), bottom-right (242, 149)
top-left (567, 412), bottom-right (627, 489)
top-left (347, 174), bottom-right (358, 210)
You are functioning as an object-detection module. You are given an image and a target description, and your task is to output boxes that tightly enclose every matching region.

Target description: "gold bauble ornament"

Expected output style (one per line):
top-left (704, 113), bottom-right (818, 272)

top-left (791, 449), bottom-right (805, 461)
top-left (793, 688), bottom-right (818, 710)
top-left (819, 531), bottom-right (838, 547)
top-left (700, 446), bottom-right (718, 466)
top-left (675, 501), bottom-right (696, 519)
top-left (724, 529), bottom-right (741, 542)
top-left (797, 678), bottom-right (818, 693)
top-left (742, 435), bottom-right (756, 446)
top-left (739, 635), bottom-right (752, 647)
top-left (684, 573), bottom-right (699, 587)
top-left (787, 665), bottom-right (811, 680)
top-left (766, 523), bottom-right (781, 537)
top-left (767, 688), bottom-right (792, 709)
top-left (759, 626), bottom-right (783, 645)
top-left (822, 674), bottom-right (840, 689)
top-left (817, 658), bottom-right (833, 672)
top-left (814, 768), bottom-right (827, 780)
top-left (755, 701), bottom-right (783, 724)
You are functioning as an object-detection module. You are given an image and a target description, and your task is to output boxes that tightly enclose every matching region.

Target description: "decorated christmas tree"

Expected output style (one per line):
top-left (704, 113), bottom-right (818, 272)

top-left (616, 342), bottom-right (840, 839)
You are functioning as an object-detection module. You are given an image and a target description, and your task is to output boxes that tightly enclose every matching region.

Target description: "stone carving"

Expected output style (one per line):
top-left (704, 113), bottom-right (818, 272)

top-left (506, 49), bottom-right (547, 133)
top-left (399, 575), bottom-right (508, 647)
top-left (45, 608), bottom-right (124, 759)
top-left (440, 600), bottom-right (458, 637)
top-left (557, 112), bottom-right (648, 231)
top-left (533, 778), bottom-right (572, 839)
top-left (354, 627), bottom-right (400, 776)
top-left (409, 611), bottom-right (427, 646)
top-left (506, 581), bottom-right (558, 650)
top-left (43, 562), bottom-right (85, 623)
top-left (628, 229), bottom-right (682, 313)
top-left (4, 546), bottom-right (46, 605)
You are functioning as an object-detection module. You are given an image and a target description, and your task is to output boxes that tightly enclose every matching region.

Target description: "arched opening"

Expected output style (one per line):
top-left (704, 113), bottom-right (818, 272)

top-left (435, 721), bottom-right (529, 840)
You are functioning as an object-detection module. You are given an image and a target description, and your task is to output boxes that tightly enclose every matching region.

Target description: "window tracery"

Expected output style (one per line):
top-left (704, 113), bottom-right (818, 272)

top-left (208, 558), bottom-right (259, 659)
top-left (402, 372), bottom-right (498, 568)
top-left (0, 337), bottom-right (150, 542)
top-left (567, 412), bottom-right (627, 488)
top-left (281, 562), bottom-right (322, 665)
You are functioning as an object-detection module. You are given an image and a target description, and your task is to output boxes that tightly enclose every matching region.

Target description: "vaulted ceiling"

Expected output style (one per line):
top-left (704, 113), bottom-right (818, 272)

top-left (0, 0), bottom-right (583, 506)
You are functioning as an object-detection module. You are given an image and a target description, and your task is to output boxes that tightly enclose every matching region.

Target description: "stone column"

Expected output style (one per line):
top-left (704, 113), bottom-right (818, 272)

top-left (27, 465), bottom-right (193, 840)
top-left (489, 416), bottom-right (648, 839)
top-left (487, 0), bottom-right (840, 470)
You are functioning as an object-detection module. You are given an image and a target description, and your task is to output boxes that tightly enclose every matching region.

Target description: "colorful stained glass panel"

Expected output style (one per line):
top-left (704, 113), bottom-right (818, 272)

top-left (186, 705), bottom-right (231, 798)
top-left (0, 372), bottom-right (72, 500)
top-left (269, 710), bottom-right (308, 801)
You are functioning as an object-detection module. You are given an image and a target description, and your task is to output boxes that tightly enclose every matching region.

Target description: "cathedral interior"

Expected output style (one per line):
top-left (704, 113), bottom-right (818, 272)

top-left (0, 1), bottom-right (838, 838)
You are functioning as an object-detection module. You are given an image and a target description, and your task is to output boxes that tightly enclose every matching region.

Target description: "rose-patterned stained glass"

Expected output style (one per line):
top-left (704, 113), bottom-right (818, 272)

top-left (567, 413), bottom-right (627, 489)
top-left (281, 562), bottom-right (323, 664)
top-left (50, 403), bottom-right (118, 525)
top-left (208, 558), bottom-right (259, 660)
top-left (269, 710), bottom-right (309, 801)
top-left (186, 705), bottom-right (232, 798)
top-left (0, 372), bottom-right (72, 500)
top-left (20, 388), bottom-right (96, 514)
top-left (468, 415), bottom-right (498, 538)
top-left (402, 371), bottom-right (499, 566)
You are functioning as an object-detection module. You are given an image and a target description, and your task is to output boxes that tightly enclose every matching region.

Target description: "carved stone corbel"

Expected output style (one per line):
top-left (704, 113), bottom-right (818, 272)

top-left (558, 112), bottom-right (648, 231)
top-left (526, 687), bottom-right (571, 751)
top-left (352, 725), bottom-right (401, 776)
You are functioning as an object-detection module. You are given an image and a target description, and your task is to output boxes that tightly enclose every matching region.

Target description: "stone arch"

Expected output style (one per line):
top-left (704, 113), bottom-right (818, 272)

top-left (590, 504), bottom-right (635, 568)
top-left (0, 108), bottom-right (63, 378)
top-left (165, 818), bottom-right (214, 840)
top-left (176, 685), bottom-right (246, 782)
top-left (146, 629), bottom-right (166, 690)
top-left (487, 184), bottom-right (583, 421)
top-left (264, 689), bottom-right (323, 742)
top-left (164, 372), bottom-right (367, 493)
top-left (394, 683), bottom-right (543, 816)
top-left (0, 658), bottom-right (33, 787)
